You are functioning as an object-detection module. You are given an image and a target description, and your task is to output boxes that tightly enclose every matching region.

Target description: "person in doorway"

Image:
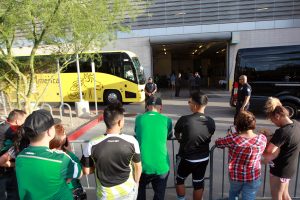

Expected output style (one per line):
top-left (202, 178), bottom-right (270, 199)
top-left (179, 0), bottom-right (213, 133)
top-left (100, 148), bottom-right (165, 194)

top-left (174, 92), bottom-right (215, 200)
top-left (135, 96), bottom-right (172, 200)
top-left (215, 111), bottom-right (267, 200)
top-left (175, 73), bottom-right (182, 97)
top-left (194, 72), bottom-right (201, 92)
top-left (145, 77), bottom-right (158, 110)
top-left (170, 73), bottom-right (176, 91)
top-left (0, 109), bottom-right (26, 200)
top-left (81, 102), bottom-right (142, 200)
top-left (16, 109), bottom-right (82, 200)
top-left (188, 72), bottom-right (195, 95)
top-left (234, 75), bottom-right (251, 122)
top-left (263, 97), bottom-right (300, 200)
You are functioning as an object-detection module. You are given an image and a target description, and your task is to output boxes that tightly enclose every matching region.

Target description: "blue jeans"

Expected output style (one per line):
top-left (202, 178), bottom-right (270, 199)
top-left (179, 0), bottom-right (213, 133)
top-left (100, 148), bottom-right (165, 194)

top-left (229, 178), bottom-right (261, 200)
top-left (137, 172), bottom-right (169, 200)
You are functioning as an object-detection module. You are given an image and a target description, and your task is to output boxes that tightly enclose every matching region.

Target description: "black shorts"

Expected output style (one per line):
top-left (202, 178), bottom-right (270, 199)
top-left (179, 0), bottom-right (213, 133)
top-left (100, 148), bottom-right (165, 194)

top-left (176, 156), bottom-right (209, 189)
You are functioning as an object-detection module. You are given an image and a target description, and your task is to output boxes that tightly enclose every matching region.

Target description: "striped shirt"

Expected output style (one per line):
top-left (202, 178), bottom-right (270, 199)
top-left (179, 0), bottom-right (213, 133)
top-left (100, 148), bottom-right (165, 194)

top-left (215, 133), bottom-right (267, 182)
top-left (16, 146), bottom-right (82, 200)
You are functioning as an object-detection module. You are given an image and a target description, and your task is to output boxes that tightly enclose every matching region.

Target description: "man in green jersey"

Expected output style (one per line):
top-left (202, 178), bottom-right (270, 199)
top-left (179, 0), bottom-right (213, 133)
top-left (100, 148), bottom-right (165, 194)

top-left (16, 109), bottom-right (82, 200)
top-left (135, 96), bottom-right (172, 200)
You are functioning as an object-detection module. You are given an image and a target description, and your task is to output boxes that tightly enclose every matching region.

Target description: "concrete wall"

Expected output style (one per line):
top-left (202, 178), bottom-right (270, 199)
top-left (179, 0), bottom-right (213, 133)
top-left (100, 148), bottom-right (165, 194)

top-left (228, 28), bottom-right (300, 90)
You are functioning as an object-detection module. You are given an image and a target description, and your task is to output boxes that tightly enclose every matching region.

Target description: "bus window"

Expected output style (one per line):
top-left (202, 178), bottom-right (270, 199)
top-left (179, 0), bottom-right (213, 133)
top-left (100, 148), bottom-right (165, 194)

top-left (124, 63), bottom-right (136, 82)
top-left (95, 53), bottom-right (122, 76)
top-left (60, 55), bottom-right (77, 73)
top-left (59, 55), bottom-right (92, 73)
top-left (79, 58), bottom-right (92, 72)
top-left (35, 56), bottom-right (57, 73)
top-left (132, 57), bottom-right (145, 84)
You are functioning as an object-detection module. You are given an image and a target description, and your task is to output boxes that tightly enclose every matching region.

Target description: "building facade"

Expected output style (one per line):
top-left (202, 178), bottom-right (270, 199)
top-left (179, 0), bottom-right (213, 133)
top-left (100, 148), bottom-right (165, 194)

top-left (103, 0), bottom-right (300, 89)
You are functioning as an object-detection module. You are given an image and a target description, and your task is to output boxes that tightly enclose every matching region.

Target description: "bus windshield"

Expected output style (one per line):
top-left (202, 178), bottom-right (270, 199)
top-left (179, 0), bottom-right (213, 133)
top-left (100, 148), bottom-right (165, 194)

top-left (132, 57), bottom-right (145, 84)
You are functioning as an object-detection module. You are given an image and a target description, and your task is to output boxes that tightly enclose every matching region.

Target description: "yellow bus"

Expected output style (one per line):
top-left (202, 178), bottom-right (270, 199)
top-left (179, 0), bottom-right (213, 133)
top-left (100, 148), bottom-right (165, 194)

top-left (8, 51), bottom-right (146, 104)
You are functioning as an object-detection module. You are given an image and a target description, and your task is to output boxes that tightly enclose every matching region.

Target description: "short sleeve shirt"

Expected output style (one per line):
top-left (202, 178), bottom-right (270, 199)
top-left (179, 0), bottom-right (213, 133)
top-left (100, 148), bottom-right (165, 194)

top-left (66, 150), bottom-right (82, 190)
top-left (81, 133), bottom-right (140, 199)
top-left (215, 133), bottom-right (267, 182)
top-left (269, 120), bottom-right (300, 178)
top-left (237, 83), bottom-right (251, 104)
top-left (135, 111), bottom-right (172, 174)
top-left (145, 83), bottom-right (157, 94)
top-left (16, 146), bottom-right (82, 200)
top-left (174, 113), bottom-right (215, 160)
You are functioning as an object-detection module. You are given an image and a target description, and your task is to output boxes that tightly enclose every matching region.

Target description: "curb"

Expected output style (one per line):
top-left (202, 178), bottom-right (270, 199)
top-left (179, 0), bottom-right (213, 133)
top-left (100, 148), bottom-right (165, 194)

top-left (68, 115), bottom-right (103, 141)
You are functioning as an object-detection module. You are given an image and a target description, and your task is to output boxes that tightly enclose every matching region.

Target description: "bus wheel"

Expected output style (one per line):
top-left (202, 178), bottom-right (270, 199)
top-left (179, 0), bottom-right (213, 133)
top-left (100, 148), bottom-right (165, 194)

top-left (283, 102), bottom-right (298, 119)
top-left (104, 90), bottom-right (122, 104)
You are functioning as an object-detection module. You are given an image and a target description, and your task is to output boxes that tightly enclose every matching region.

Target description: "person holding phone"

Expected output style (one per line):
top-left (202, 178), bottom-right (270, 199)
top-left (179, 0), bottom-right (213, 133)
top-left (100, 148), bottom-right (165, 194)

top-left (263, 97), bottom-right (300, 200)
top-left (50, 121), bottom-right (87, 200)
top-left (215, 111), bottom-right (267, 200)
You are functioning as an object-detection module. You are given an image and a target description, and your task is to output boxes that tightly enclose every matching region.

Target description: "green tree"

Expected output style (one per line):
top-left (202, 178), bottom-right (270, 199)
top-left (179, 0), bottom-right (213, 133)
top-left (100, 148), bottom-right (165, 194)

top-left (0, 0), bottom-right (146, 112)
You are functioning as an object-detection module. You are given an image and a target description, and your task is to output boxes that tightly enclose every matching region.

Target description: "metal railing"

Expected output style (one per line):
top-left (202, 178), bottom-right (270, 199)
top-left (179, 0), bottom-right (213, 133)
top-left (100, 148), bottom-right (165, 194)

top-left (69, 139), bottom-right (300, 200)
top-left (209, 146), bottom-right (300, 200)
top-left (70, 140), bottom-right (96, 190)
top-left (41, 103), bottom-right (53, 116)
top-left (59, 103), bottom-right (73, 127)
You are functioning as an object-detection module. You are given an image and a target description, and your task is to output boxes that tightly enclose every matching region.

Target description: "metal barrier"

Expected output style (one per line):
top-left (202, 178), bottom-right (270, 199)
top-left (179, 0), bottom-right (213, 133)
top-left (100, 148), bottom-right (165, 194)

top-left (41, 103), bottom-right (53, 116)
top-left (69, 139), bottom-right (300, 200)
top-left (209, 146), bottom-right (300, 200)
top-left (70, 140), bottom-right (96, 190)
top-left (59, 103), bottom-right (73, 127)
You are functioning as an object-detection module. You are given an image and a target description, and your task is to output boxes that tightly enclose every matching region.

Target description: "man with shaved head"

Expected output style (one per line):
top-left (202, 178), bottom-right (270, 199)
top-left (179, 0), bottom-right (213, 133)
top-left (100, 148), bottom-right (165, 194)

top-left (235, 75), bottom-right (252, 122)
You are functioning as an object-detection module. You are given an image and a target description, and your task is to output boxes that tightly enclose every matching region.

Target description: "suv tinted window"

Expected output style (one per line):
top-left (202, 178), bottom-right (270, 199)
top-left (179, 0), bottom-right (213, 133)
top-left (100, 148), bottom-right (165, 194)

top-left (236, 45), bottom-right (300, 82)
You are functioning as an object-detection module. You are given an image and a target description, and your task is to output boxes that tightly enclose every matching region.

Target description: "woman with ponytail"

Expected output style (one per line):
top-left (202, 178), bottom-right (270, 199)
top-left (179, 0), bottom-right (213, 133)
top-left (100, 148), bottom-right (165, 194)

top-left (263, 97), bottom-right (300, 200)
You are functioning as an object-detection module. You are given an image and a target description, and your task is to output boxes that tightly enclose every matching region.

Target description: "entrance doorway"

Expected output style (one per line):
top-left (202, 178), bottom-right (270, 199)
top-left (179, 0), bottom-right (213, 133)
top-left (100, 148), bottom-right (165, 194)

top-left (152, 41), bottom-right (227, 89)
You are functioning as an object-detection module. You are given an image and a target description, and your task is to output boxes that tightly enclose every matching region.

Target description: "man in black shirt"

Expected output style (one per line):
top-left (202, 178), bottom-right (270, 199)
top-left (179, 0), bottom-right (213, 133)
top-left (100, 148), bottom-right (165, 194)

top-left (174, 92), bottom-right (215, 200)
top-left (175, 73), bottom-right (182, 97)
top-left (144, 77), bottom-right (157, 110)
top-left (235, 75), bottom-right (251, 122)
top-left (81, 103), bottom-right (142, 199)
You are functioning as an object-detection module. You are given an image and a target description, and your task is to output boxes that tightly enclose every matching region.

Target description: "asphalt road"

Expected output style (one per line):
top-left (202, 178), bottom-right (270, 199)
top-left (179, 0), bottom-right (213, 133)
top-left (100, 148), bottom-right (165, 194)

top-left (70, 88), bottom-right (300, 200)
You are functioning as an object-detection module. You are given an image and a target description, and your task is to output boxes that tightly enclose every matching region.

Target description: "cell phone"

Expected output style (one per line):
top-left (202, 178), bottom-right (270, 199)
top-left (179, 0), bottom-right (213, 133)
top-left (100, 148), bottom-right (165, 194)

top-left (229, 125), bottom-right (237, 134)
top-left (64, 137), bottom-right (69, 147)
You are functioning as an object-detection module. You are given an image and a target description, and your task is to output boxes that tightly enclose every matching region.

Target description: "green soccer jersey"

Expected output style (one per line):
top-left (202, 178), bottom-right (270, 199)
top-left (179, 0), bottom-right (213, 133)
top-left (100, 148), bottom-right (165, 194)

top-left (16, 146), bottom-right (82, 200)
top-left (135, 111), bottom-right (172, 174)
top-left (66, 150), bottom-right (83, 191)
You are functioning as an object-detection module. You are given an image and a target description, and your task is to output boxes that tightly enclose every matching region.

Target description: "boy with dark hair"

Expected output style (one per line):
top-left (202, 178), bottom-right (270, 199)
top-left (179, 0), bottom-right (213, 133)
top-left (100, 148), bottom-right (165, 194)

top-left (16, 109), bottom-right (82, 200)
top-left (81, 103), bottom-right (142, 200)
top-left (0, 109), bottom-right (26, 200)
top-left (174, 92), bottom-right (215, 200)
top-left (135, 96), bottom-right (172, 200)
top-left (0, 109), bottom-right (27, 156)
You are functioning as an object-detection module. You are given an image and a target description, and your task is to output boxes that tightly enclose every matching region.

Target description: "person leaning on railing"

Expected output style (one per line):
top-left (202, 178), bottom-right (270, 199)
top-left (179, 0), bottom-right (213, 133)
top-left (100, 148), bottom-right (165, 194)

top-left (215, 111), bottom-right (267, 200)
top-left (262, 97), bottom-right (300, 200)
top-left (15, 109), bottom-right (82, 200)
top-left (50, 121), bottom-right (87, 200)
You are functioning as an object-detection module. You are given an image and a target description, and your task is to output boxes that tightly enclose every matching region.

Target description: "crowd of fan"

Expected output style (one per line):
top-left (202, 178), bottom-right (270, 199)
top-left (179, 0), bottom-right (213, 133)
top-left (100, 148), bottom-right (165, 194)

top-left (0, 92), bottom-right (299, 200)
